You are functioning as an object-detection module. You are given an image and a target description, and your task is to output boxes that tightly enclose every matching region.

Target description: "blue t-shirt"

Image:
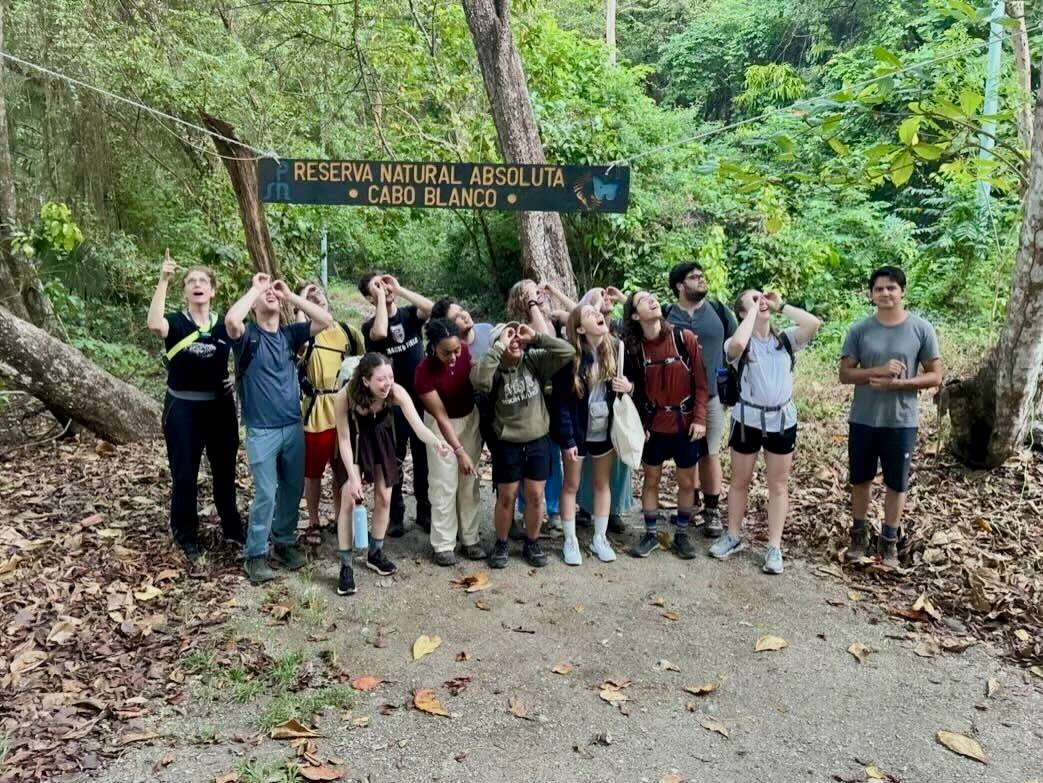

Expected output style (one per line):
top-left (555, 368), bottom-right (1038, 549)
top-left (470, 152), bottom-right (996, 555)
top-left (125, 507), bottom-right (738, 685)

top-left (233, 321), bottom-right (311, 429)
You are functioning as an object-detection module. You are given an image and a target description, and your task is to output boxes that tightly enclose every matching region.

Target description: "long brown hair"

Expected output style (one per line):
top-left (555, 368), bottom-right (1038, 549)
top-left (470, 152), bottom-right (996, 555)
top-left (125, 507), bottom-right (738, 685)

top-left (507, 279), bottom-right (535, 322)
top-left (346, 352), bottom-right (393, 412)
top-left (565, 305), bottom-right (616, 398)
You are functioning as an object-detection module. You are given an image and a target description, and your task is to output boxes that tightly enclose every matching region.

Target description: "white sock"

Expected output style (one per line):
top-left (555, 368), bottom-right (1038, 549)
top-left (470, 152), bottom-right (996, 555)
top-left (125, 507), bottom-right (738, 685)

top-left (563, 519), bottom-right (577, 540)
top-left (593, 516), bottom-right (609, 538)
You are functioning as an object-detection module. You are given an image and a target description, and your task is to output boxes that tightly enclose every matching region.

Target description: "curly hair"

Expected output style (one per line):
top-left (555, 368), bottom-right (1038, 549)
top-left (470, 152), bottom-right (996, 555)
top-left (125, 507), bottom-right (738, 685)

top-left (346, 352), bottom-right (393, 411)
top-left (424, 318), bottom-right (460, 359)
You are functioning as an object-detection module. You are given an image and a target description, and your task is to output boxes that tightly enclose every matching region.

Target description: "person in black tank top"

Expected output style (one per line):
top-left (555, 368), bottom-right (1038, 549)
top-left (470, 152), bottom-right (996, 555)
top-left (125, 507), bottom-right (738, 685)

top-left (147, 250), bottom-right (243, 560)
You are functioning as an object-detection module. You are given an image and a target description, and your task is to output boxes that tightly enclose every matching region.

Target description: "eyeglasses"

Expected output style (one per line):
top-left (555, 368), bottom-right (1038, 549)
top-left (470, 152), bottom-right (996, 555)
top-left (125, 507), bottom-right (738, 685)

top-left (686, 272), bottom-right (706, 282)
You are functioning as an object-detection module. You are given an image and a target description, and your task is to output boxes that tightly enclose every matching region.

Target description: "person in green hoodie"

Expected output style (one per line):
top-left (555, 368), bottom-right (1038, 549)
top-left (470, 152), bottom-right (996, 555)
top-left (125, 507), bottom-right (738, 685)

top-left (471, 322), bottom-right (576, 569)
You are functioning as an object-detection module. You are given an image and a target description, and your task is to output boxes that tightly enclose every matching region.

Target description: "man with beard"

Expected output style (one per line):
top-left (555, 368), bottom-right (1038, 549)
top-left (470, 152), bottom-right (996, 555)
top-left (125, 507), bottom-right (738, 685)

top-left (665, 262), bottom-right (737, 537)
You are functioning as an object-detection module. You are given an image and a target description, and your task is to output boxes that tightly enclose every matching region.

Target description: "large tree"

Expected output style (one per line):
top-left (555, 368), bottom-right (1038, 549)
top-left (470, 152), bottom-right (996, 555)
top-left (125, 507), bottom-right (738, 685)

top-left (460, 0), bottom-right (577, 298)
top-left (942, 55), bottom-right (1043, 467)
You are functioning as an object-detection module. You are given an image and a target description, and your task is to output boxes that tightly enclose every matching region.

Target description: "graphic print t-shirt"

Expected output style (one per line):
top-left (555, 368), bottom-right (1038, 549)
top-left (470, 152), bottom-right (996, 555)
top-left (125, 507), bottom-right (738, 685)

top-left (164, 311), bottom-right (232, 394)
top-left (362, 305), bottom-right (426, 396)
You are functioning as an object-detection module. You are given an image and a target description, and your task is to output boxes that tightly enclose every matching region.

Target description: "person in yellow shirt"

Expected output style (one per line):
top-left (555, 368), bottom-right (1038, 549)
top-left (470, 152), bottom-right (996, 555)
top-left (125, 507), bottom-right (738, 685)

top-left (295, 282), bottom-right (365, 545)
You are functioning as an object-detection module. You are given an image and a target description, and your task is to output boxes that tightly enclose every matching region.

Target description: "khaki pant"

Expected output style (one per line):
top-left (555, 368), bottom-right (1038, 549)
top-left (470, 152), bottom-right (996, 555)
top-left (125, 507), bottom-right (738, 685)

top-left (425, 409), bottom-right (482, 552)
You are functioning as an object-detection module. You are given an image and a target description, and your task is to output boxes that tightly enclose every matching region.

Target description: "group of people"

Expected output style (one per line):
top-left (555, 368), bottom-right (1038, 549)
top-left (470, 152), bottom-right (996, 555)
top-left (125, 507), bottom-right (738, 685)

top-left (148, 254), bottom-right (942, 597)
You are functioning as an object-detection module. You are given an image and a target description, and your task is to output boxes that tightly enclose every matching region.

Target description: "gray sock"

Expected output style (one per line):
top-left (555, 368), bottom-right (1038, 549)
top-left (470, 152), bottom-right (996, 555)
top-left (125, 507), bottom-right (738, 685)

top-left (369, 537), bottom-right (384, 553)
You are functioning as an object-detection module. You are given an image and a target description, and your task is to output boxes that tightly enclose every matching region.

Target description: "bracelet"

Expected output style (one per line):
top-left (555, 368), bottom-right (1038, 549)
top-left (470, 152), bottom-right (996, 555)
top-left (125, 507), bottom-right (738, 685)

top-left (527, 300), bottom-right (539, 309)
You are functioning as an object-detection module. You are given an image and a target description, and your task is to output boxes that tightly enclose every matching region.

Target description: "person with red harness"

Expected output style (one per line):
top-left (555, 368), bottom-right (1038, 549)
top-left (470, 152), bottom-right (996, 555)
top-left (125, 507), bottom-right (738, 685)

top-left (622, 290), bottom-right (709, 560)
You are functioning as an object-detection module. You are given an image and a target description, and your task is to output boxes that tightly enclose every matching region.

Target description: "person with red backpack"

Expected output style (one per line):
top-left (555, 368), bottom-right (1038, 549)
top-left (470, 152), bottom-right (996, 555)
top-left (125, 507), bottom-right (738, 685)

top-left (622, 290), bottom-right (709, 560)
top-left (294, 282), bottom-right (366, 546)
top-left (708, 290), bottom-right (821, 574)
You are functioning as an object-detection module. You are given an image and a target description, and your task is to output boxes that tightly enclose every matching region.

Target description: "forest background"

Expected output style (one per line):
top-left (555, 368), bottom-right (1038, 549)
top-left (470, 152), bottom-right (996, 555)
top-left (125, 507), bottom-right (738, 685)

top-left (3, 0), bottom-right (1039, 395)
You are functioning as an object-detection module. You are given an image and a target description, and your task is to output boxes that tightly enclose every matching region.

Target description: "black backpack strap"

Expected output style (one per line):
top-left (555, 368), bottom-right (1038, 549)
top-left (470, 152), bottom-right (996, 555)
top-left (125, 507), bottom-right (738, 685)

top-left (340, 321), bottom-right (362, 356)
top-left (710, 299), bottom-right (734, 340)
top-left (780, 331), bottom-right (796, 370)
top-left (235, 328), bottom-right (259, 382)
top-left (672, 328), bottom-right (691, 371)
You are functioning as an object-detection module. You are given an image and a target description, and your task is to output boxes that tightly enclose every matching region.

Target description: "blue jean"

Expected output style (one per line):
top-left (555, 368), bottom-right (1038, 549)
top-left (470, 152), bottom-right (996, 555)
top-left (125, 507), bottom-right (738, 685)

top-left (517, 439), bottom-right (562, 517)
top-left (244, 423), bottom-right (305, 558)
top-left (578, 454), bottom-right (635, 516)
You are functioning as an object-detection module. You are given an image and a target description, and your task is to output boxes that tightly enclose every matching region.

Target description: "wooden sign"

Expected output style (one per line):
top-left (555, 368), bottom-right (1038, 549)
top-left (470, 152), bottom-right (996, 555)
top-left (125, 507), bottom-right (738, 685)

top-left (257, 159), bottom-right (630, 213)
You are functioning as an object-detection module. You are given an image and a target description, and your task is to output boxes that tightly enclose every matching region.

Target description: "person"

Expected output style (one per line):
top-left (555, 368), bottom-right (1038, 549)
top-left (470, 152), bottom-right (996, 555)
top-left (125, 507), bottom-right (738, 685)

top-left (552, 304), bottom-right (633, 565)
top-left (415, 319), bottom-right (485, 566)
top-left (359, 272), bottom-right (434, 537)
top-left (332, 353), bottom-right (451, 593)
top-left (665, 262), bottom-right (737, 536)
top-left (839, 266), bottom-right (942, 568)
top-left (471, 322), bottom-right (575, 568)
top-left (574, 286), bottom-right (633, 533)
top-left (295, 282), bottom-right (365, 546)
top-left (225, 274), bottom-right (333, 584)
top-left (708, 290), bottom-right (822, 574)
top-left (430, 297), bottom-right (494, 361)
top-left (506, 279), bottom-right (566, 534)
top-left (623, 290), bottom-right (709, 559)
top-left (147, 250), bottom-right (243, 561)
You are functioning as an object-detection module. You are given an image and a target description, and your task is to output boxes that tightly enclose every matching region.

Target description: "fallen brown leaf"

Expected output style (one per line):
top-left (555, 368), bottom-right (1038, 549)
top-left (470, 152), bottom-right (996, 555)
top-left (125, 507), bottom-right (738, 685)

top-left (754, 635), bottom-right (788, 652)
top-left (936, 730), bottom-right (986, 763)
top-left (598, 689), bottom-right (628, 704)
top-left (444, 676), bottom-right (471, 696)
top-left (986, 678), bottom-right (1000, 699)
top-left (551, 663), bottom-right (575, 675)
top-left (299, 766), bottom-right (344, 781)
top-left (655, 659), bottom-right (681, 672)
top-left (912, 593), bottom-right (942, 622)
top-left (270, 718), bottom-right (321, 740)
top-left (699, 716), bottom-right (729, 738)
top-left (412, 634), bottom-right (442, 660)
top-left (913, 639), bottom-right (940, 658)
top-left (683, 682), bottom-right (718, 696)
top-left (474, 600), bottom-right (491, 611)
top-left (508, 696), bottom-right (531, 719)
top-left (660, 773), bottom-right (685, 783)
top-left (452, 572), bottom-right (491, 592)
top-left (650, 596), bottom-right (666, 607)
top-left (661, 611), bottom-right (680, 622)
top-left (413, 688), bottom-right (449, 717)
top-left (214, 773), bottom-right (240, 783)
top-left (455, 651), bottom-right (470, 662)
top-left (847, 642), bottom-right (874, 664)
top-left (350, 675), bottom-right (385, 692)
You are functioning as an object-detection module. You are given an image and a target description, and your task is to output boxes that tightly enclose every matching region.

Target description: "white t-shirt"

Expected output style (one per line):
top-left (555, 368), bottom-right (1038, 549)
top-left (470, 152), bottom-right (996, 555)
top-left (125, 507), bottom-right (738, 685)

top-left (723, 326), bottom-right (806, 432)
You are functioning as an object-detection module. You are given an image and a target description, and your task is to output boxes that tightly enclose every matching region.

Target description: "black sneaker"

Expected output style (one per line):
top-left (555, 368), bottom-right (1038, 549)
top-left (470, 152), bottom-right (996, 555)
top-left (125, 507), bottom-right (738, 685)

top-left (630, 532), bottom-right (660, 558)
top-left (386, 518), bottom-right (405, 538)
top-left (462, 543), bottom-right (486, 561)
top-left (879, 537), bottom-right (900, 568)
top-left (366, 549), bottom-right (397, 576)
top-left (701, 508), bottom-right (723, 538)
top-left (508, 517), bottom-right (526, 541)
top-left (607, 514), bottom-right (626, 534)
top-left (432, 550), bottom-right (457, 567)
top-left (523, 540), bottom-right (548, 568)
top-left (672, 531), bottom-right (696, 559)
top-left (576, 508), bottom-right (593, 528)
top-left (845, 526), bottom-right (870, 562)
top-left (488, 540), bottom-right (510, 569)
top-left (337, 564), bottom-right (357, 595)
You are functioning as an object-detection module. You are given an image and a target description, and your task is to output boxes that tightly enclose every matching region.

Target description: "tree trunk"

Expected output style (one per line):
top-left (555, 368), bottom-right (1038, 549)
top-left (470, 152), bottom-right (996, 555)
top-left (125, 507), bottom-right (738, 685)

top-left (1007, 1), bottom-right (1032, 152)
top-left (606, 0), bottom-right (617, 67)
top-left (0, 306), bottom-right (161, 443)
top-left (198, 112), bottom-right (281, 280)
top-left (942, 64), bottom-right (1043, 467)
top-left (460, 0), bottom-right (576, 299)
top-left (0, 0), bottom-right (64, 338)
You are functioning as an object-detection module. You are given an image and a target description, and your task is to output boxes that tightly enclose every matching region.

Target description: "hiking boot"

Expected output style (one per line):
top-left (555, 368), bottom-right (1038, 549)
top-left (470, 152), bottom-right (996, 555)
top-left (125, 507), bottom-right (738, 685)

top-left (576, 508), bottom-right (593, 528)
top-left (271, 544), bottom-right (307, 571)
top-left (180, 542), bottom-right (202, 563)
top-left (462, 543), bottom-right (486, 561)
top-left (337, 564), bottom-right (357, 596)
top-left (544, 513), bottom-right (563, 534)
top-left (879, 537), bottom-right (900, 568)
top-left (523, 539), bottom-right (549, 568)
top-left (630, 532), bottom-right (660, 558)
top-left (672, 531), bottom-right (696, 559)
top-left (366, 549), bottom-right (397, 576)
top-left (508, 517), bottom-right (526, 541)
top-left (708, 533), bottom-right (745, 560)
top-left (416, 509), bottom-right (432, 534)
top-left (607, 514), bottom-right (626, 534)
top-left (701, 507), bottom-right (723, 538)
top-left (386, 518), bottom-right (405, 538)
top-left (589, 534), bottom-right (617, 563)
top-left (433, 550), bottom-right (457, 567)
top-left (488, 539), bottom-right (510, 569)
top-left (845, 525), bottom-right (870, 562)
top-left (762, 546), bottom-right (784, 575)
top-left (244, 556), bottom-right (276, 584)
top-left (562, 536), bottom-right (582, 566)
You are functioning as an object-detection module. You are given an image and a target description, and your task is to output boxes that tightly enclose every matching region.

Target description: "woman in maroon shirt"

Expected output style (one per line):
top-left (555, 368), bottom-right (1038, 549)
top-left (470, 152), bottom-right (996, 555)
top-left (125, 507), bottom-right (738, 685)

top-left (415, 319), bottom-right (486, 566)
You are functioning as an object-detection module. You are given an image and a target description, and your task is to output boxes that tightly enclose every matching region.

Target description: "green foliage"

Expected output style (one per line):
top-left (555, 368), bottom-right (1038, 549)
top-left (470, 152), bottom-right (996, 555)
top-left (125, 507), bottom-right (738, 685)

top-left (258, 685), bottom-right (354, 729)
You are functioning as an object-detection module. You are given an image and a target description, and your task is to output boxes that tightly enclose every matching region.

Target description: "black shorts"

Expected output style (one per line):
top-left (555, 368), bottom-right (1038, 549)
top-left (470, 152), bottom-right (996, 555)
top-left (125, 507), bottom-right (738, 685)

top-left (642, 431), bottom-right (706, 469)
top-left (582, 440), bottom-right (614, 458)
top-left (848, 423), bottom-right (917, 492)
top-left (729, 422), bottom-right (797, 455)
top-left (493, 435), bottom-right (552, 484)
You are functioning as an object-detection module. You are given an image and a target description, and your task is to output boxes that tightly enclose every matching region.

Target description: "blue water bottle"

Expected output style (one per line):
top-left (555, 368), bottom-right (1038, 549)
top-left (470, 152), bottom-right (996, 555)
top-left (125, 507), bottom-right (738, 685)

top-left (352, 505), bottom-right (369, 552)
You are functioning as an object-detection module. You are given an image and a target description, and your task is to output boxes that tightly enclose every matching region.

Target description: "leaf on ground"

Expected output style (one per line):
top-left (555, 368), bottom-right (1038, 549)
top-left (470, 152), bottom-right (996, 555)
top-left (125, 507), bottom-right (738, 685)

top-left (0, 555), bottom-right (22, 575)
top-left (865, 763), bottom-right (886, 779)
top-left (350, 675), bottom-right (385, 692)
top-left (10, 647), bottom-right (48, 674)
top-left (551, 663), bottom-right (575, 675)
top-left (508, 696), bottom-right (531, 719)
top-left (655, 659), bottom-right (681, 672)
top-left (132, 584), bottom-right (163, 602)
top-left (936, 730), bottom-right (986, 763)
top-left (268, 604), bottom-right (293, 623)
top-left (599, 689), bottom-right (628, 704)
top-left (455, 651), bottom-right (470, 662)
top-left (754, 635), bottom-right (788, 652)
top-left (1013, 628), bottom-right (1031, 642)
top-left (912, 593), bottom-right (942, 621)
top-left (986, 678), bottom-right (1000, 698)
top-left (299, 766), bottom-right (344, 781)
top-left (650, 596), bottom-right (666, 607)
top-left (270, 718), bottom-right (321, 739)
top-left (46, 618), bottom-right (82, 646)
top-left (120, 732), bottom-right (161, 745)
top-left (700, 717), bottom-right (729, 738)
top-left (683, 682), bottom-right (718, 696)
top-left (661, 611), bottom-right (680, 622)
top-left (444, 676), bottom-right (471, 696)
top-left (413, 688), bottom-right (449, 717)
top-left (660, 773), bottom-right (686, 783)
top-left (913, 639), bottom-right (941, 658)
top-left (600, 678), bottom-right (632, 690)
top-left (155, 568), bottom-right (181, 582)
top-left (847, 642), bottom-right (874, 664)
top-left (474, 600), bottom-right (491, 611)
top-left (412, 634), bottom-right (443, 660)
top-left (214, 773), bottom-right (240, 783)
top-left (350, 716), bottom-right (370, 729)
top-left (452, 572), bottom-right (491, 593)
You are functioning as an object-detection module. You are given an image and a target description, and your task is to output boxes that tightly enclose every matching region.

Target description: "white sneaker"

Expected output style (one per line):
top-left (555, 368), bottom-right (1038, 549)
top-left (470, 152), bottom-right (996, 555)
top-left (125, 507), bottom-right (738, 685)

top-left (589, 533), bottom-right (616, 563)
top-left (562, 536), bottom-right (582, 566)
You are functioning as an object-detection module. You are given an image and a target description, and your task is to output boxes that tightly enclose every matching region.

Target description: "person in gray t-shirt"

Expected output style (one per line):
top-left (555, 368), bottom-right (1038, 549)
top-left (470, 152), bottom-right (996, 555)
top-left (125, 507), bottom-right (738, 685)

top-left (839, 266), bottom-right (942, 568)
